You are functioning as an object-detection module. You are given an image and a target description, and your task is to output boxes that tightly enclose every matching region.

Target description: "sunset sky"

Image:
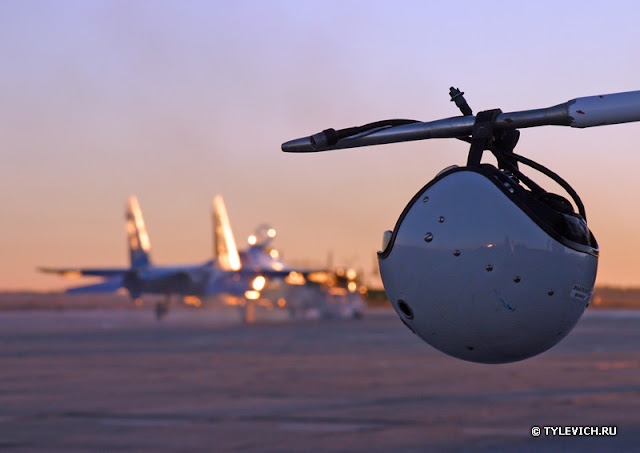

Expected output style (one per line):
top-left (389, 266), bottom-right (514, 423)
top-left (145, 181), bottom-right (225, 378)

top-left (2, 1), bottom-right (639, 291)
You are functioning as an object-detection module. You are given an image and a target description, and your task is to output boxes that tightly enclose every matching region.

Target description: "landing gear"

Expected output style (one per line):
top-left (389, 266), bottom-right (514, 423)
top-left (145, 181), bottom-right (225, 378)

top-left (238, 299), bottom-right (255, 324)
top-left (155, 295), bottom-right (170, 321)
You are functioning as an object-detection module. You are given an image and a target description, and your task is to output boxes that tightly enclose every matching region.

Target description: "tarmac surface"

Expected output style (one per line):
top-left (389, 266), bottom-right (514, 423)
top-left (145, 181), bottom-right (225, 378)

top-left (0, 306), bottom-right (639, 452)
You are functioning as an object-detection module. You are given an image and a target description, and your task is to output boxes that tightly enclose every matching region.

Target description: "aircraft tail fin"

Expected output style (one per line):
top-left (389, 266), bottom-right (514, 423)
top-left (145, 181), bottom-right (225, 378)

top-left (126, 196), bottom-right (152, 269)
top-left (212, 195), bottom-right (241, 271)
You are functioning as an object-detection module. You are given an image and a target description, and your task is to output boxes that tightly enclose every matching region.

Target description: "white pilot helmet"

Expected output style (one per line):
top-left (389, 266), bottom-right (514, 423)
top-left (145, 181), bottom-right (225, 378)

top-left (378, 164), bottom-right (598, 364)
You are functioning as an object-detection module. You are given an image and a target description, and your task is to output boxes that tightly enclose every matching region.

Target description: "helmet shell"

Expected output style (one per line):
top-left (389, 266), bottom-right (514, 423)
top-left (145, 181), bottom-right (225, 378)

top-left (379, 166), bottom-right (598, 363)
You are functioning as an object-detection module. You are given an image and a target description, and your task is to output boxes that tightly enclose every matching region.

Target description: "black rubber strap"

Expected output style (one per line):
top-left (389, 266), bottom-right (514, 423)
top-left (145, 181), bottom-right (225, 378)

top-left (310, 119), bottom-right (419, 149)
top-left (493, 129), bottom-right (520, 171)
top-left (508, 152), bottom-right (587, 220)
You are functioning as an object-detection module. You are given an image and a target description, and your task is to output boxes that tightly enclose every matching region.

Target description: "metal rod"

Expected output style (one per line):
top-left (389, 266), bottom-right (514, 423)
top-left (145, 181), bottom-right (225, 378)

top-left (282, 90), bottom-right (640, 153)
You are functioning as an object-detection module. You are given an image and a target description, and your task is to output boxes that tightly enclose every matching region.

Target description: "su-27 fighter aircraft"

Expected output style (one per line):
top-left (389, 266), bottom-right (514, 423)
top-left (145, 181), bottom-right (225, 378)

top-left (40, 196), bottom-right (366, 320)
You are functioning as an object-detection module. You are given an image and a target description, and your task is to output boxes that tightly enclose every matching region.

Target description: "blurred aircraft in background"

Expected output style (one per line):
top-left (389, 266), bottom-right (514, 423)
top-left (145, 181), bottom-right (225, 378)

top-left (40, 196), bottom-right (365, 320)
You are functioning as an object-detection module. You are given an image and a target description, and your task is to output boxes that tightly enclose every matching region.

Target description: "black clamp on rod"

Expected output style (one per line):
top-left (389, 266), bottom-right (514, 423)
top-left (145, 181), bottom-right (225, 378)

top-left (466, 109), bottom-right (502, 167)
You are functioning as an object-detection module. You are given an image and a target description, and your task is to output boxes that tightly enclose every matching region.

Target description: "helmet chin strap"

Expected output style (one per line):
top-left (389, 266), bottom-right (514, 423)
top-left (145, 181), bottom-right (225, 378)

top-left (463, 107), bottom-right (587, 221)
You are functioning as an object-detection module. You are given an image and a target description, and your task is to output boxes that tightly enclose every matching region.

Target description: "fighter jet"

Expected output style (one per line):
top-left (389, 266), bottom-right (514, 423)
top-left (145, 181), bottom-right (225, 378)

top-left (40, 195), bottom-right (292, 320)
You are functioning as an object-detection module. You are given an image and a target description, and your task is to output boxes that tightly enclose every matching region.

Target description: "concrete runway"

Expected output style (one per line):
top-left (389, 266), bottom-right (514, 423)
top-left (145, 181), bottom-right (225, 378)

top-left (0, 307), bottom-right (639, 452)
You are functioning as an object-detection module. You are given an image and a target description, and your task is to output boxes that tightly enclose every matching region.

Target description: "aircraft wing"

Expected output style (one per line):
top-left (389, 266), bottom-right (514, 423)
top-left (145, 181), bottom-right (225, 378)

top-left (236, 268), bottom-right (332, 289)
top-left (242, 248), bottom-right (329, 275)
top-left (236, 269), bottom-right (296, 279)
top-left (67, 277), bottom-right (124, 294)
top-left (38, 267), bottom-right (129, 279)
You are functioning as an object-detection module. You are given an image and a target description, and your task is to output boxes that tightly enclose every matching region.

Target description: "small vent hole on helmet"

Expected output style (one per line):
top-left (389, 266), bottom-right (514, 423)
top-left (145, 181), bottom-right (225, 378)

top-left (548, 290), bottom-right (555, 296)
top-left (467, 346), bottom-right (475, 351)
top-left (397, 299), bottom-right (414, 320)
top-left (514, 276), bottom-right (521, 283)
